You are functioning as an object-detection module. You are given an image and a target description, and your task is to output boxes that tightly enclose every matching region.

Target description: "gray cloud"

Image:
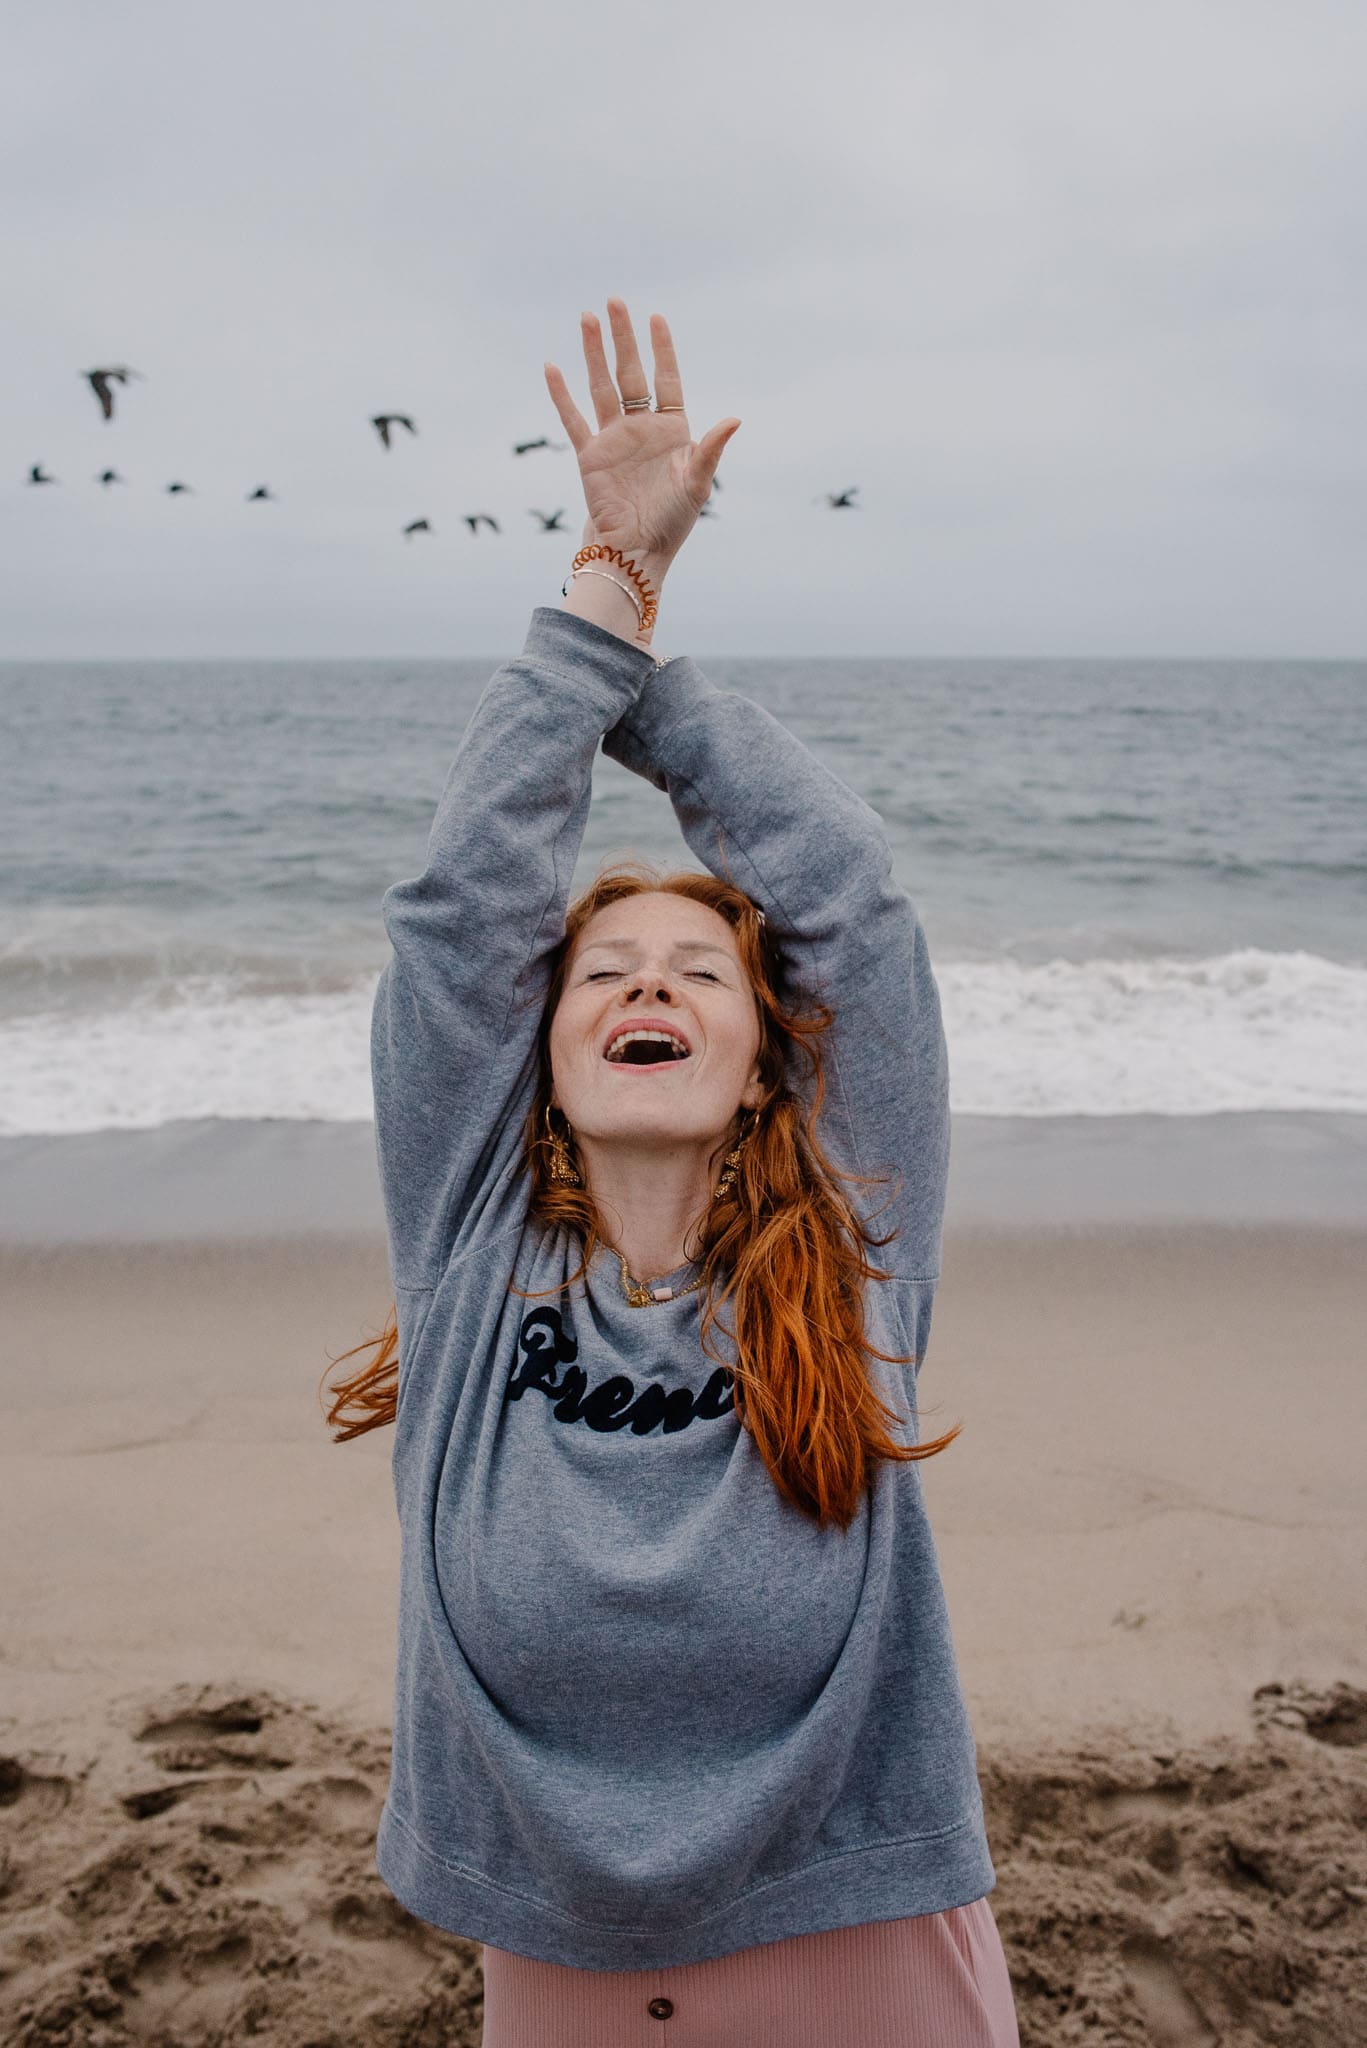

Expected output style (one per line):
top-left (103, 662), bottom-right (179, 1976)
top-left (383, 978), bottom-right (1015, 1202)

top-left (3, 0), bottom-right (1364, 655)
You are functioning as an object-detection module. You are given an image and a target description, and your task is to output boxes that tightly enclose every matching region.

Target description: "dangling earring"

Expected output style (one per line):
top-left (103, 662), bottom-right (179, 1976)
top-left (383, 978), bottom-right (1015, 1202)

top-left (545, 1104), bottom-right (581, 1187)
top-left (713, 1110), bottom-right (757, 1202)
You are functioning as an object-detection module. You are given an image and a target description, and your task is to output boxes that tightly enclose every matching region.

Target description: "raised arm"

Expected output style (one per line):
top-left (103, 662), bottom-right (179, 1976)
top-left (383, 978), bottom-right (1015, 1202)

top-left (372, 298), bottom-right (739, 1291)
top-left (370, 611), bottom-right (660, 1288)
top-left (602, 669), bottom-right (951, 1282)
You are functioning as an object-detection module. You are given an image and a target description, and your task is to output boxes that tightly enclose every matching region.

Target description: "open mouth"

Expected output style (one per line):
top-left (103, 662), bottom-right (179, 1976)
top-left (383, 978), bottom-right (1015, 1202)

top-left (604, 1027), bottom-right (692, 1067)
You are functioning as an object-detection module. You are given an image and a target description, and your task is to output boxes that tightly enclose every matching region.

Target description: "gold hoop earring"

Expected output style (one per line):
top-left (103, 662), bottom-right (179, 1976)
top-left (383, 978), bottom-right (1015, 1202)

top-left (545, 1105), bottom-right (581, 1187)
top-left (712, 1110), bottom-right (758, 1202)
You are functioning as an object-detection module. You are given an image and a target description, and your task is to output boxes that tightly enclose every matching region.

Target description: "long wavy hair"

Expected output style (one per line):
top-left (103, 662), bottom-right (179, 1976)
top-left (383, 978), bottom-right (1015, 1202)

top-left (322, 864), bottom-right (961, 1530)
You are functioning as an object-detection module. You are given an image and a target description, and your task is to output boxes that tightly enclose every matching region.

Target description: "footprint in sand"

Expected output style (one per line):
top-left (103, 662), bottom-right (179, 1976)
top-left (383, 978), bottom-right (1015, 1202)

top-left (1120, 1932), bottom-right (1220, 2046)
top-left (123, 1772), bottom-right (256, 1821)
top-left (0, 1754), bottom-right (75, 1822)
top-left (132, 1690), bottom-right (294, 1773)
top-left (120, 1928), bottom-right (260, 2040)
top-left (1253, 1679), bottom-right (1367, 1746)
top-left (1094, 1784), bottom-right (1192, 1878)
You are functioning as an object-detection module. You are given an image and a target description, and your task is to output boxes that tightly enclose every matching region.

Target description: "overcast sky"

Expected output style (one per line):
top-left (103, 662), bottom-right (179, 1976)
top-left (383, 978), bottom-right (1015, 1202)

top-left (4, 0), bottom-right (1365, 658)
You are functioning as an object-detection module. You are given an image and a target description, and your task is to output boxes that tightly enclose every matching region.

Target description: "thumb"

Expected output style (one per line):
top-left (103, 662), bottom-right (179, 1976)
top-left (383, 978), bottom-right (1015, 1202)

top-left (688, 416), bottom-right (741, 499)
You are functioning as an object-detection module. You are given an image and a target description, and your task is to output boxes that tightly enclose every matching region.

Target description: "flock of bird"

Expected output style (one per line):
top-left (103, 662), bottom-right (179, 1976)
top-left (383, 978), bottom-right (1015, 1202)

top-left (24, 366), bottom-right (863, 539)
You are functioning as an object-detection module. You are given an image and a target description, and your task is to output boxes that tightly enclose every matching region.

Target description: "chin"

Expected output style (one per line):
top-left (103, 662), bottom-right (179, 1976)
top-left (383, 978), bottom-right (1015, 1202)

top-left (576, 1097), bottom-right (729, 1147)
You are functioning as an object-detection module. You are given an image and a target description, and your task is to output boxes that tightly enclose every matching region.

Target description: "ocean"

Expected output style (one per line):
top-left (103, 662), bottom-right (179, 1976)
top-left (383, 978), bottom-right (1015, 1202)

top-left (2, 652), bottom-right (1363, 1135)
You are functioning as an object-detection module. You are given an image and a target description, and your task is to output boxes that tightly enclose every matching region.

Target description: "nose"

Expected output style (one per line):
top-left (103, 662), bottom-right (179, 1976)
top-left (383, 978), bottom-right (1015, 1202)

top-left (624, 976), bottom-right (677, 1006)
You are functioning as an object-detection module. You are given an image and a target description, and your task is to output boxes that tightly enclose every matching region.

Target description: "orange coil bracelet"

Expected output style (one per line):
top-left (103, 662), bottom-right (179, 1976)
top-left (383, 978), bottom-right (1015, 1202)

top-left (569, 544), bottom-right (659, 632)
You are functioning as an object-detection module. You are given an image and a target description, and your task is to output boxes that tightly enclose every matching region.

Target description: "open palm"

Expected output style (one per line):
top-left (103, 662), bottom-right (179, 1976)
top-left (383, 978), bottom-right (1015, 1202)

top-left (544, 300), bottom-right (739, 566)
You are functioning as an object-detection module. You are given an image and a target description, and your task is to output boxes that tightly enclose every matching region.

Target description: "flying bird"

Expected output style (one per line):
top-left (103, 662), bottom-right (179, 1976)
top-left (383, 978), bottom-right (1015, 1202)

top-left (96, 469), bottom-right (125, 485)
top-left (815, 488), bottom-right (860, 508)
top-left (402, 519), bottom-right (432, 538)
top-left (246, 486), bottom-right (275, 501)
top-left (83, 366), bottom-right (143, 421)
top-left (513, 438), bottom-right (568, 455)
top-left (372, 415), bottom-right (417, 449)
top-left (528, 509), bottom-right (568, 531)
top-left (27, 464), bottom-right (58, 484)
top-left (464, 514), bottom-right (500, 534)
top-left (165, 481), bottom-right (193, 494)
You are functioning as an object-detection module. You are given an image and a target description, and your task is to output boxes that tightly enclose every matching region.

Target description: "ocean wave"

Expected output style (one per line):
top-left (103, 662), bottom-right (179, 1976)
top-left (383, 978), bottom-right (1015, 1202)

top-left (944, 948), bottom-right (1366, 1116)
top-left (0, 948), bottom-right (1363, 1134)
top-left (0, 904), bottom-right (371, 1007)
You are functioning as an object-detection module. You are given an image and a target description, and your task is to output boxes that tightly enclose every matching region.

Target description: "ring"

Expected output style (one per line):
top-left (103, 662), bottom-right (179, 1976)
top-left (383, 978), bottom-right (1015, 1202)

top-left (620, 396), bottom-right (652, 413)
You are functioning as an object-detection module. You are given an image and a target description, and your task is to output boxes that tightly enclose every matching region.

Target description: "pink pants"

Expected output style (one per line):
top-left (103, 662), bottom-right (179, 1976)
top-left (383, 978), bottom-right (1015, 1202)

top-left (481, 1897), bottom-right (1020, 2047)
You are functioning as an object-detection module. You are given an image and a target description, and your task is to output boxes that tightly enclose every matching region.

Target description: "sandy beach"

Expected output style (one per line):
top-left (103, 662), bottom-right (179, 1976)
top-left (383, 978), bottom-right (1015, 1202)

top-left (3, 1112), bottom-right (1365, 2045)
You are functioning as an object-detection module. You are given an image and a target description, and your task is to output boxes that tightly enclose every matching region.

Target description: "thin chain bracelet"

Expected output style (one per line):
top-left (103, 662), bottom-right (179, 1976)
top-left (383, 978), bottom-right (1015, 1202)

top-left (561, 564), bottom-right (644, 627)
top-left (570, 543), bottom-right (659, 631)
top-left (557, 565), bottom-right (664, 659)
top-left (560, 563), bottom-right (667, 663)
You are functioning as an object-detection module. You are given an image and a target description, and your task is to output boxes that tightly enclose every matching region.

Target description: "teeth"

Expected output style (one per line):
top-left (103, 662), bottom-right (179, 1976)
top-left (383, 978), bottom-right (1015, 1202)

top-left (606, 1028), bottom-right (690, 1061)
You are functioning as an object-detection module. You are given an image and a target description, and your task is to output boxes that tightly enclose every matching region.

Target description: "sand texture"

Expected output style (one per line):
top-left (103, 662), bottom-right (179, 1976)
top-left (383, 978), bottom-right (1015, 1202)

top-left (2, 1679), bottom-right (1365, 2046)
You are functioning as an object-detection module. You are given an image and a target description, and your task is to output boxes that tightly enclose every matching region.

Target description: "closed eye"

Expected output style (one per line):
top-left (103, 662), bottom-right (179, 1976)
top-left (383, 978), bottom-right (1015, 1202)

top-left (583, 966), bottom-right (723, 983)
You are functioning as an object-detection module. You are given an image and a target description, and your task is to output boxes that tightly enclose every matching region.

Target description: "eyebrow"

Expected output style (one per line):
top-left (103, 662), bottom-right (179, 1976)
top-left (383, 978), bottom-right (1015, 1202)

top-left (577, 939), bottom-right (736, 960)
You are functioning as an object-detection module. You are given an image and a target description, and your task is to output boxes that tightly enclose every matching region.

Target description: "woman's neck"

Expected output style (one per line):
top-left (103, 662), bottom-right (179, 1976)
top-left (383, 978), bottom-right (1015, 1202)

top-left (574, 1135), bottom-right (718, 1281)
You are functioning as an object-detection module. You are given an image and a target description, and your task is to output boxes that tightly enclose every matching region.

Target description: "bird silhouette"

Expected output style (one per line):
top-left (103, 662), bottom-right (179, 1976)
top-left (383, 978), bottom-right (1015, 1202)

top-left (372, 415), bottom-right (417, 449)
top-left (815, 488), bottom-right (860, 508)
top-left (83, 366), bottom-right (143, 421)
top-left (464, 514), bottom-right (500, 534)
top-left (96, 469), bottom-right (125, 485)
top-left (246, 486), bottom-right (275, 501)
top-left (528, 509), bottom-right (568, 531)
top-left (27, 464), bottom-right (58, 484)
top-left (402, 519), bottom-right (432, 538)
top-left (165, 481), bottom-right (193, 494)
top-left (513, 438), bottom-right (568, 455)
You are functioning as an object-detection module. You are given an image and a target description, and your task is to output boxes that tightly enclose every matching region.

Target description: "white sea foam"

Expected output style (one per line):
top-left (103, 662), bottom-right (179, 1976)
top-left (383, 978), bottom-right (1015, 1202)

top-left (0, 949), bottom-right (1363, 1135)
top-left (940, 947), bottom-right (1367, 1117)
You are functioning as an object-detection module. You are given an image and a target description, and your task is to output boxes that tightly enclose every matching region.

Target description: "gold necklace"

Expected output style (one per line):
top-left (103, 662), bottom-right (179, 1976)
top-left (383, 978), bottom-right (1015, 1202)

top-left (615, 1251), bottom-right (707, 1309)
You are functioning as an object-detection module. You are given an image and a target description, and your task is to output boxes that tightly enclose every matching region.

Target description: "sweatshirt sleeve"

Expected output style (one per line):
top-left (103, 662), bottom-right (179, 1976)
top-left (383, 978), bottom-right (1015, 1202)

top-left (601, 660), bottom-right (950, 1283)
top-left (370, 606), bottom-right (663, 1290)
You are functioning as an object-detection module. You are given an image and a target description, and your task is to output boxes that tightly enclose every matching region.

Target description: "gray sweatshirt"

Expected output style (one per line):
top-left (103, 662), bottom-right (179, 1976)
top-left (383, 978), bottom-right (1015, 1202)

top-left (369, 604), bottom-right (994, 1970)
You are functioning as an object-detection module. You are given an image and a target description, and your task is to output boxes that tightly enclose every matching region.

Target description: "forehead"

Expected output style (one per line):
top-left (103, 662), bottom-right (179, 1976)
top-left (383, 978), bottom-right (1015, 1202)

top-left (574, 890), bottom-right (742, 958)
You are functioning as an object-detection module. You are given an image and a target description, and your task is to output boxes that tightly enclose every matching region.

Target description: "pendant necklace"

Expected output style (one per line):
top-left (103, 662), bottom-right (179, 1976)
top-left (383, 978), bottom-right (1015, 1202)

top-left (615, 1251), bottom-right (706, 1309)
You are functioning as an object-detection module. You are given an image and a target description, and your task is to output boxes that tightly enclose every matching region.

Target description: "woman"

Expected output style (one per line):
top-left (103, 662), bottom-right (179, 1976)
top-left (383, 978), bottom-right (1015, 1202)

top-left (332, 299), bottom-right (1020, 2045)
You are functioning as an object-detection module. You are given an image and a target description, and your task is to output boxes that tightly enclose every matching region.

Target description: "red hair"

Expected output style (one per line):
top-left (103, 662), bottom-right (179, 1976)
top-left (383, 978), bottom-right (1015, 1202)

top-left (323, 865), bottom-right (961, 1529)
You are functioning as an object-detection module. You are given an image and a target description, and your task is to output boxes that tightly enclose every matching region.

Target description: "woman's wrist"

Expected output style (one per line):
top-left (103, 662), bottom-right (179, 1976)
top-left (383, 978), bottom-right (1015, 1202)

top-left (560, 572), bottom-right (655, 650)
top-left (560, 544), bottom-right (670, 652)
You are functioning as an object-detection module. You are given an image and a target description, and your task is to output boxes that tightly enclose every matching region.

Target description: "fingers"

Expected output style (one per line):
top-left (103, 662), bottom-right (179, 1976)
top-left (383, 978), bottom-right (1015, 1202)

top-left (687, 417), bottom-right (742, 498)
top-left (606, 297), bottom-right (651, 406)
top-left (543, 363), bottom-right (592, 453)
top-left (580, 312), bottom-right (621, 430)
top-left (649, 313), bottom-right (685, 412)
top-left (551, 302), bottom-right (721, 470)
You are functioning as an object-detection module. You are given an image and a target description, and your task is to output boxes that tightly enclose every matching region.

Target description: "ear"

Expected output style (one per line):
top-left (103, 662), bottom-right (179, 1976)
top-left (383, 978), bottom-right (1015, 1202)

top-left (740, 1066), bottom-right (764, 1111)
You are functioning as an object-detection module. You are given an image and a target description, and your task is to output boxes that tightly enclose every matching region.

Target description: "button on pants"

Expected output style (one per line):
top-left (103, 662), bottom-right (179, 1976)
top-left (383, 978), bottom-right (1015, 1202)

top-left (480, 1898), bottom-right (1020, 2047)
